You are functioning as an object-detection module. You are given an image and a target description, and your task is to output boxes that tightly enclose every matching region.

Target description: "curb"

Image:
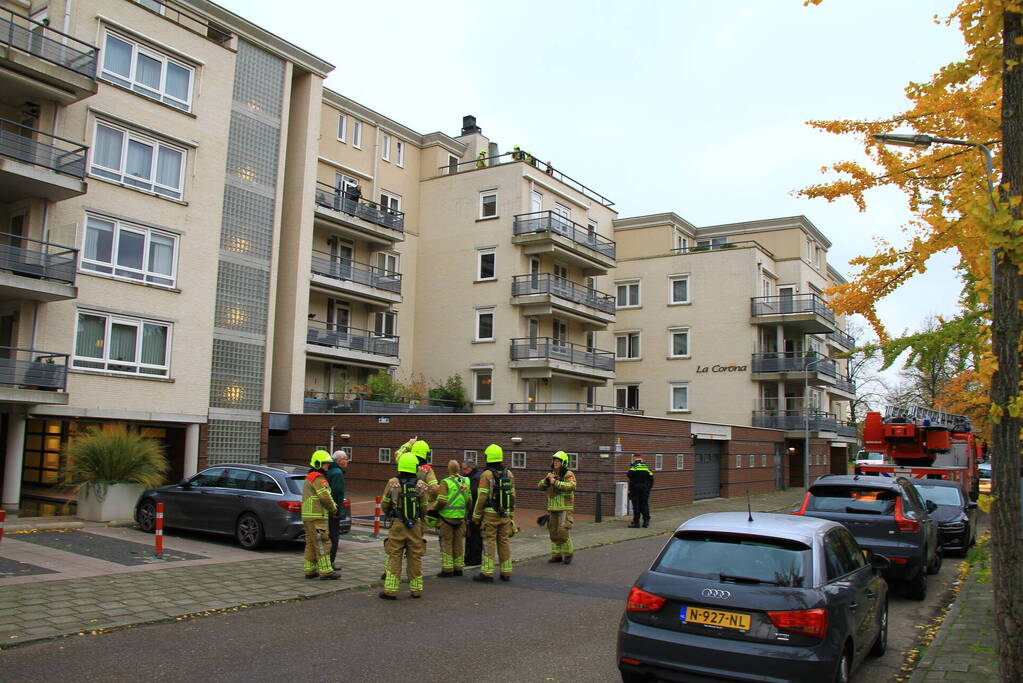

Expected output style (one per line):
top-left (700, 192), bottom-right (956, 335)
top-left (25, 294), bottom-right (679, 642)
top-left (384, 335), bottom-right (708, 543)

top-left (907, 572), bottom-right (978, 683)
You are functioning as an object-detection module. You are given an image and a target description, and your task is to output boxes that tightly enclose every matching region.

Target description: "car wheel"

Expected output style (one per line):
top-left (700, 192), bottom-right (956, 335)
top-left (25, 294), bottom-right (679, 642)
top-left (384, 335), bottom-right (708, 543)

top-left (236, 513), bottom-right (265, 550)
top-left (833, 644), bottom-right (851, 683)
top-left (620, 672), bottom-right (645, 683)
top-left (869, 600), bottom-right (888, 657)
top-left (926, 546), bottom-right (943, 575)
top-left (905, 568), bottom-right (927, 601)
top-left (137, 500), bottom-right (156, 533)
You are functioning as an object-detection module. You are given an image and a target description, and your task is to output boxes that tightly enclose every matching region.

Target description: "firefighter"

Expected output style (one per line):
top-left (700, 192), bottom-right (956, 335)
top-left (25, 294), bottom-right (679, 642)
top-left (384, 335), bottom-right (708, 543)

top-left (627, 456), bottom-right (654, 528)
top-left (379, 451), bottom-right (429, 599)
top-left (433, 459), bottom-right (470, 577)
top-left (472, 444), bottom-right (516, 582)
top-left (539, 450), bottom-right (576, 564)
top-left (302, 450), bottom-right (341, 580)
top-left (379, 437), bottom-right (438, 582)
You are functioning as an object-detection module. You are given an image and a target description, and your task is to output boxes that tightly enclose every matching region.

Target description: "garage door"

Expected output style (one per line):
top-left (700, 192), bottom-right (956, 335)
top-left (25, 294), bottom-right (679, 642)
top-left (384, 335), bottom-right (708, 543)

top-left (694, 440), bottom-right (722, 500)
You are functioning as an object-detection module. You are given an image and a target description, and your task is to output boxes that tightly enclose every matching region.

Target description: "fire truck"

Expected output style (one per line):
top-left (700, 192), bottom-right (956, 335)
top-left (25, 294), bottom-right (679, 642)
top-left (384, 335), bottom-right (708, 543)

top-left (858, 405), bottom-right (982, 498)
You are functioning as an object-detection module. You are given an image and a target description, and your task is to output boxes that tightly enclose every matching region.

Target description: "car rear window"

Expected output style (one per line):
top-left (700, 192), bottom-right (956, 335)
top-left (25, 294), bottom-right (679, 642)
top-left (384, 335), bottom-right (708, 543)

top-left (286, 475), bottom-right (305, 495)
top-left (808, 485), bottom-right (897, 515)
top-left (914, 485), bottom-right (963, 507)
top-left (653, 532), bottom-right (811, 587)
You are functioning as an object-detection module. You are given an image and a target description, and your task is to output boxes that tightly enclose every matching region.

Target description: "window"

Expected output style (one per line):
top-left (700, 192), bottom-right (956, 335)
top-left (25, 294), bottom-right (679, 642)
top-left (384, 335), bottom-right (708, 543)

top-left (100, 31), bottom-right (194, 111)
top-left (337, 113), bottom-right (346, 142)
top-left (674, 231), bottom-right (689, 252)
top-left (615, 281), bottom-right (640, 308)
top-left (697, 237), bottom-right (727, 249)
top-left (806, 238), bottom-right (815, 263)
top-left (473, 369), bottom-right (493, 403)
top-left (749, 454), bottom-right (757, 468)
top-left (73, 311), bottom-right (170, 377)
top-left (670, 383), bottom-right (689, 411)
top-left (353, 120), bottom-right (363, 148)
top-left (676, 454), bottom-right (685, 470)
top-left (381, 133), bottom-right (391, 161)
top-left (463, 450), bottom-right (478, 465)
top-left (553, 319), bottom-right (568, 346)
top-left (511, 451), bottom-right (526, 468)
top-left (669, 328), bottom-right (690, 358)
top-left (377, 251), bottom-right (398, 275)
top-left (448, 154), bottom-right (459, 174)
top-left (374, 311), bottom-right (396, 338)
top-left (735, 454), bottom-right (742, 469)
top-left (90, 122), bottom-right (185, 199)
top-left (616, 332), bottom-right (640, 359)
top-left (82, 215), bottom-right (177, 287)
top-left (139, 0), bottom-right (166, 14)
top-left (378, 447), bottom-right (391, 463)
top-left (762, 454), bottom-right (768, 467)
top-left (616, 384), bottom-right (639, 411)
top-left (566, 452), bottom-right (579, 470)
top-left (477, 249), bottom-right (496, 281)
top-left (669, 275), bottom-right (689, 304)
top-left (475, 309), bottom-right (494, 342)
top-left (396, 141), bottom-right (405, 167)
top-left (379, 191), bottom-right (401, 214)
top-left (654, 454), bottom-right (663, 471)
top-left (586, 385), bottom-right (596, 407)
top-left (480, 192), bottom-right (497, 219)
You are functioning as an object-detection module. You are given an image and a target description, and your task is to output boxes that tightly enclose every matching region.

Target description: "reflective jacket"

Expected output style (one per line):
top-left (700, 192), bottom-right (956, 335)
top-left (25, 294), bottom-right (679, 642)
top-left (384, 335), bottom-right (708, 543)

top-left (302, 470), bottom-right (338, 520)
top-left (627, 462), bottom-right (654, 493)
top-left (473, 466), bottom-right (516, 520)
top-left (435, 475), bottom-right (470, 519)
top-left (539, 469), bottom-right (576, 511)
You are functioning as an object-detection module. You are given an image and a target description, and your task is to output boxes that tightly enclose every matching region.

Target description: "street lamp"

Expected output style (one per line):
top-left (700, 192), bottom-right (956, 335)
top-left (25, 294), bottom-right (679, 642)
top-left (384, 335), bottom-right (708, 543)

top-left (804, 354), bottom-right (827, 491)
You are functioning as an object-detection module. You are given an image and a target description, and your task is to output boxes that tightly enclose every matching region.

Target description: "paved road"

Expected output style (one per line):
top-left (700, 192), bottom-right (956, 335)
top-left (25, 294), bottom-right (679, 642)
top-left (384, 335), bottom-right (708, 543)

top-left (0, 529), bottom-right (969, 682)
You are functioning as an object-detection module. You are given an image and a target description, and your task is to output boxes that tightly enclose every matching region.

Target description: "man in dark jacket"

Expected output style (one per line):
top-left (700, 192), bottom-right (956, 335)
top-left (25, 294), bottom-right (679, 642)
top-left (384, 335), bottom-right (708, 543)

top-left (327, 450), bottom-right (348, 570)
top-left (462, 460), bottom-right (483, 567)
top-left (627, 457), bottom-right (654, 528)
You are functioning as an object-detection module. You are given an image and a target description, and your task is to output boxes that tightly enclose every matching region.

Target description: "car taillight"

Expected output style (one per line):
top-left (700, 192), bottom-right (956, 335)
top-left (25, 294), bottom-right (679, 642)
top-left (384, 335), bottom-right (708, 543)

top-left (894, 497), bottom-right (919, 532)
top-left (277, 501), bottom-right (301, 512)
top-left (767, 608), bottom-right (828, 638)
top-left (792, 492), bottom-right (811, 516)
top-left (343, 498), bottom-right (351, 511)
top-left (626, 586), bottom-right (666, 612)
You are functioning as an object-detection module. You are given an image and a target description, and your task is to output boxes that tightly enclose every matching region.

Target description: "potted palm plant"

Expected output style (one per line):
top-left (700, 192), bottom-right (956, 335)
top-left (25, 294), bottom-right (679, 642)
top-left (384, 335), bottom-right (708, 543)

top-left (61, 426), bottom-right (169, 522)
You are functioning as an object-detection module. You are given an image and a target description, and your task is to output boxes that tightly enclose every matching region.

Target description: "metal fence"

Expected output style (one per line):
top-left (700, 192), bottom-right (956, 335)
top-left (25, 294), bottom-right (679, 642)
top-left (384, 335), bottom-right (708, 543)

top-left (310, 250), bottom-right (401, 294)
top-left (0, 231), bottom-right (77, 284)
top-left (750, 293), bottom-right (836, 322)
top-left (510, 273), bottom-right (615, 315)
top-left (306, 322), bottom-right (399, 357)
top-left (314, 182), bottom-right (404, 233)
top-left (0, 347), bottom-right (68, 390)
top-left (303, 392), bottom-right (465, 414)
top-left (0, 6), bottom-right (98, 78)
top-left (510, 337), bottom-right (615, 372)
top-left (0, 118), bottom-right (88, 178)
top-left (751, 352), bottom-right (837, 377)
top-left (513, 211), bottom-right (616, 260)
top-left (508, 402), bottom-right (633, 413)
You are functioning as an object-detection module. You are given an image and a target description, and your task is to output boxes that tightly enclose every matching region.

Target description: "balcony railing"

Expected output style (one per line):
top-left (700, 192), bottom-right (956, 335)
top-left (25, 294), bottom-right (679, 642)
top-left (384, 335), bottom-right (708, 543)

top-left (310, 250), bottom-right (401, 294)
top-left (835, 377), bottom-right (856, 394)
top-left (751, 351), bottom-right (837, 378)
top-left (440, 151), bottom-right (614, 207)
top-left (131, 0), bottom-right (232, 46)
top-left (0, 6), bottom-right (98, 79)
top-left (306, 321), bottom-right (398, 358)
top-left (827, 329), bottom-right (856, 349)
top-left (673, 240), bottom-right (770, 256)
top-left (0, 231), bottom-right (77, 284)
top-left (0, 347), bottom-right (68, 390)
top-left (304, 391), bottom-right (465, 414)
top-left (314, 181), bottom-right (405, 233)
top-left (836, 420), bottom-right (858, 438)
top-left (0, 118), bottom-right (88, 179)
top-left (510, 337), bottom-right (615, 372)
top-left (752, 409), bottom-right (841, 432)
top-left (513, 211), bottom-right (616, 260)
top-left (508, 402), bottom-right (634, 414)
top-left (511, 273), bottom-right (615, 315)
top-left (750, 293), bottom-right (835, 322)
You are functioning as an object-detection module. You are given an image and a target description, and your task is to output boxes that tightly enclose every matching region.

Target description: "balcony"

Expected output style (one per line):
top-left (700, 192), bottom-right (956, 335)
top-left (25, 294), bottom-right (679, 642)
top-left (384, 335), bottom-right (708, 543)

top-left (512, 211), bottom-right (616, 274)
top-left (750, 293), bottom-right (836, 334)
top-left (751, 351), bottom-right (838, 384)
top-left (305, 321), bottom-right (399, 367)
top-left (0, 347), bottom-right (69, 405)
top-left (309, 250), bottom-right (401, 305)
top-left (0, 231), bottom-right (77, 301)
top-left (0, 119), bottom-right (88, 202)
top-left (509, 337), bottom-right (615, 381)
top-left (826, 329), bottom-right (856, 350)
top-left (833, 377), bottom-right (856, 396)
top-left (508, 402), bottom-right (635, 414)
top-left (0, 7), bottom-right (98, 104)
top-left (313, 182), bottom-right (404, 245)
top-left (510, 273), bottom-right (615, 326)
top-left (752, 406), bottom-right (858, 440)
top-left (304, 391), bottom-right (465, 414)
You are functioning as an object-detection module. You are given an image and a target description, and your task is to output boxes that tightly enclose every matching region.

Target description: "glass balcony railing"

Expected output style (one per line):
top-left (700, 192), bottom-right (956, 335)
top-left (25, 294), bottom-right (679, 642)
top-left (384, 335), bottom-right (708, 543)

top-left (314, 181), bottom-right (404, 233)
top-left (513, 211), bottom-right (615, 260)
top-left (310, 250), bottom-right (401, 294)
top-left (509, 337), bottom-right (615, 372)
top-left (511, 273), bottom-right (615, 315)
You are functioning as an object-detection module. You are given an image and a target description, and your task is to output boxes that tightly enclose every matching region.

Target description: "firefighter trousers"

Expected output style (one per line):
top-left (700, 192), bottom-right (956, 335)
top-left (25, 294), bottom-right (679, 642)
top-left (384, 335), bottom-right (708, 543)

top-left (303, 519), bottom-right (333, 577)
top-left (481, 513), bottom-right (514, 577)
top-left (383, 520), bottom-right (425, 596)
top-left (438, 518), bottom-right (467, 572)
top-left (547, 510), bottom-right (574, 558)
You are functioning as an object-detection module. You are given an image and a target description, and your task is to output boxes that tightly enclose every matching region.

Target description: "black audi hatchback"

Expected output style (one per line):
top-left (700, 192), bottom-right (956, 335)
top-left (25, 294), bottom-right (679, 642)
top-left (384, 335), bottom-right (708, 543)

top-left (617, 512), bottom-right (888, 683)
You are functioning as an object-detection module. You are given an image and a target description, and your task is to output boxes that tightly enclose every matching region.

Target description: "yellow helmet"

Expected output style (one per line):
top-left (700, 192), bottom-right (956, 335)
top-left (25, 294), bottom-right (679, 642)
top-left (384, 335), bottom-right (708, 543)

top-left (397, 452), bottom-right (419, 474)
top-left (411, 440), bottom-right (430, 462)
top-left (552, 450), bottom-right (569, 466)
top-left (485, 444), bottom-right (504, 463)
top-left (310, 450), bottom-right (332, 468)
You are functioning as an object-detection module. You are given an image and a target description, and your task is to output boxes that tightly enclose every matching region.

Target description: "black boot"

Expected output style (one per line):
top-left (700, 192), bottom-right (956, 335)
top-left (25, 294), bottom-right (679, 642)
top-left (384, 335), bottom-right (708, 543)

top-left (642, 520), bottom-right (650, 528)
top-left (378, 591), bottom-right (396, 600)
top-left (548, 556), bottom-right (563, 563)
top-left (563, 556), bottom-right (573, 565)
top-left (628, 521), bottom-right (640, 528)
top-left (436, 571), bottom-right (454, 578)
top-left (473, 574), bottom-right (494, 583)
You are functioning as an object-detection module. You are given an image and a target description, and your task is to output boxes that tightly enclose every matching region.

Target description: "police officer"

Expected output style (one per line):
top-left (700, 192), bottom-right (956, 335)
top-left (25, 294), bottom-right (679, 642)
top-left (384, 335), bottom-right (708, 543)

top-left (539, 451), bottom-right (577, 564)
top-left (302, 450), bottom-right (341, 580)
top-left (433, 459), bottom-right (470, 577)
top-left (379, 452), bottom-right (429, 600)
top-left (472, 444), bottom-right (515, 582)
top-left (627, 456), bottom-right (654, 528)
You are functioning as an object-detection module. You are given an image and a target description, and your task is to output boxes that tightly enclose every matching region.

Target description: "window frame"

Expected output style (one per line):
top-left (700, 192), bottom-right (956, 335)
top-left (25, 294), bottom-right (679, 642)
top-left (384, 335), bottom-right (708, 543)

top-left (352, 120), bottom-right (363, 148)
top-left (669, 274), bottom-right (690, 305)
top-left (473, 368), bottom-right (493, 403)
top-left (668, 327), bottom-right (690, 359)
top-left (511, 451), bottom-right (526, 468)
top-left (396, 140), bottom-right (405, 168)
top-left (615, 331), bottom-right (640, 360)
top-left (654, 454), bottom-right (663, 471)
top-left (463, 450), bottom-right (478, 465)
top-left (381, 133), bottom-right (391, 161)
top-left (615, 280), bottom-right (640, 308)
top-left (566, 452), bottom-right (579, 470)
top-left (474, 308), bottom-right (495, 342)
top-left (73, 310), bottom-right (172, 377)
top-left (81, 214), bottom-right (179, 288)
top-left (669, 382), bottom-right (689, 412)
top-left (99, 29), bottom-right (195, 112)
top-left (477, 248), bottom-right (496, 281)
top-left (615, 384), bottom-right (640, 411)
top-left (676, 454), bottom-right (685, 470)
top-left (90, 121), bottom-right (186, 199)
top-left (378, 447), bottom-right (391, 463)
top-left (735, 454), bottom-right (742, 469)
top-left (479, 192), bottom-right (498, 219)
top-left (337, 113), bottom-right (346, 142)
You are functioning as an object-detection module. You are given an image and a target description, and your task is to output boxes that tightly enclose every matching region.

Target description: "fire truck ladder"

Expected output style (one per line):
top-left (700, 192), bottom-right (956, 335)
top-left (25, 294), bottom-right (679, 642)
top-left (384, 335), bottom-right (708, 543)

top-left (883, 405), bottom-right (972, 432)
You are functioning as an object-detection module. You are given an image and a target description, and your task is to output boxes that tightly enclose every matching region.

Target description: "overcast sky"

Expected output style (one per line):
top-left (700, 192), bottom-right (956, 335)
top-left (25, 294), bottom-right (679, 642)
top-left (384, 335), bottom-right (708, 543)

top-left (218, 0), bottom-right (967, 344)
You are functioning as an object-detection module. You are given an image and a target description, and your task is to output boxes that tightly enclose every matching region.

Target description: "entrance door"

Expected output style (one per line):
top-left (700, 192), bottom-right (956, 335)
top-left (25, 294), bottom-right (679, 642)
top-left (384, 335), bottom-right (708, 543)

top-left (552, 203), bottom-right (571, 236)
top-left (526, 379), bottom-right (539, 410)
top-left (531, 190), bottom-right (543, 214)
top-left (693, 440), bottom-right (723, 500)
top-left (778, 286), bottom-right (795, 313)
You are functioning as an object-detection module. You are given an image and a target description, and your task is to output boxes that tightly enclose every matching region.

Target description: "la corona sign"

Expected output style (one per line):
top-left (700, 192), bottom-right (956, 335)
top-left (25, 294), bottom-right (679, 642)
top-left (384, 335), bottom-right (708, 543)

top-left (696, 362), bottom-right (748, 374)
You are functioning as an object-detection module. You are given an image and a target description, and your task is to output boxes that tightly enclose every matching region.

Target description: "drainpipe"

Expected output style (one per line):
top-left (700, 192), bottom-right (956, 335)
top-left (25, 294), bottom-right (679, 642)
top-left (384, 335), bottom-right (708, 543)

top-left (371, 125), bottom-right (381, 203)
top-left (61, 0), bottom-right (72, 40)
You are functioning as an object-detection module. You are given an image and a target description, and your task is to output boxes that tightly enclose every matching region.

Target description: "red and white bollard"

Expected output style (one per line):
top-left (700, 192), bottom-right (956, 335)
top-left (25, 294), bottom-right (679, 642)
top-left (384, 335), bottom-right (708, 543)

top-left (373, 496), bottom-right (382, 538)
top-left (154, 502), bottom-right (164, 558)
top-left (0, 509), bottom-right (5, 545)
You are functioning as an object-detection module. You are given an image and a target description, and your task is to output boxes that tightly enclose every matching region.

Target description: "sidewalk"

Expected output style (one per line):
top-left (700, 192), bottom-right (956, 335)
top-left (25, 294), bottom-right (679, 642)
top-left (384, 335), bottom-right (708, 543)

top-left (0, 488), bottom-right (804, 648)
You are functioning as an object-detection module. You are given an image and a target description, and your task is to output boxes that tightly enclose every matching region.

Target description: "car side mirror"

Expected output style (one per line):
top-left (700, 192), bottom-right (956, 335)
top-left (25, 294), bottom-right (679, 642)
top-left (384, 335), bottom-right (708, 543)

top-left (966, 501), bottom-right (978, 510)
top-left (926, 500), bottom-right (938, 513)
top-left (869, 553), bottom-right (890, 572)
top-left (179, 478), bottom-right (192, 488)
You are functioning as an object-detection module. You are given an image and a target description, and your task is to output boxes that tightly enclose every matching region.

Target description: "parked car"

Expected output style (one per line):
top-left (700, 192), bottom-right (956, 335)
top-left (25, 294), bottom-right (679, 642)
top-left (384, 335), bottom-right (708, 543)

top-left (793, 474), bottom-right (940, 600)
top-left (135, 463), bottom-right (351, 550)
top-left (853, 451), bottom-right (885, 475)
top-left (978, 462), bottom-right (992, 494)
top-left (911, 479), bottom-right (977, 554)
top-left (617, 512), bottom-right (889, 683)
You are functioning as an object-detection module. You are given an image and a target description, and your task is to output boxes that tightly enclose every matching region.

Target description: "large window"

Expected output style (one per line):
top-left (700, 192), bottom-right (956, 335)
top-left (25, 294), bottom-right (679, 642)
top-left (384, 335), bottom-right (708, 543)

top-left (74, 311), bottom-right (171, 377)
top-left (616, 332), bottom-right (640, 359)
top-left (477, 248), bottom-right (496, 281)
top-left (616, 280), bottom-right (640, 308)
top-left (475, 309), bottom-right (494, 342)
top-left (82, 215), bottom-right (177, 287)
top-left (474, 369), bottom-right (493, 403)
top-left (90, 122), bottom-right (185, 199)
top-left (337, 113), bottom-right (346, 142)
top-left (670, 383), bottom-right (689, 412)
top-left (381, 134), bottom-right (391, 161)
top-left (100, 31), bottom-right (194, 111)
top-left (616, 384), bottom-right (640, 411)
top-left (669, 275), bottom-right (689, 304)
top-left (669, 327), bottom-right (690, 358)
top-left (353, 120), bottom-right (363, 148)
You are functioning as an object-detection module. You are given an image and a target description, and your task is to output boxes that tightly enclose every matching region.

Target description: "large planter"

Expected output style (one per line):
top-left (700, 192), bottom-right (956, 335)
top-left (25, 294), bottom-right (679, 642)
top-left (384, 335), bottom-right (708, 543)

top-left (77, 482), bottom-right (144, 522)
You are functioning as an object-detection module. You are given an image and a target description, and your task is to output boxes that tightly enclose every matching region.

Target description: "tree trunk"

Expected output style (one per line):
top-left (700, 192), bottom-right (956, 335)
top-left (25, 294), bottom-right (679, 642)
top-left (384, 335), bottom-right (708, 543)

top-left (993, 9), bottom-right (1023, 682)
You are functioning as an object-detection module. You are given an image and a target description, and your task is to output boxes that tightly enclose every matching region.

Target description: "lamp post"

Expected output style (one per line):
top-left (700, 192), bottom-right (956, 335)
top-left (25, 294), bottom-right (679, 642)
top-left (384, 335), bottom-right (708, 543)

top-left (803, 354), bottom-right (827, 491)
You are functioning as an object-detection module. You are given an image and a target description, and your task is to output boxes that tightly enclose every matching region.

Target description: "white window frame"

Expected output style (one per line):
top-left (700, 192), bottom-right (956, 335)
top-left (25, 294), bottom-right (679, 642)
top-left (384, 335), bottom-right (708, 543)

top-left (748, 454), bottom-right (757, 468)
top-left (381, 133), bottom-right (391, 161)
top-left (99, 29), bottom-right (195, 112)
top-left (463, 450), bottom-right (478, 465)
top-left (566, 452), bottom-right (579, 470)
top-left (615, 384), bottom-right (640, 411)
top-left (477, 248), bottom-right (496, 281)
top-left (81, 214), bottom-right (179, 287)
top-left (669, 383), bottom-right (689, 412)
top-left (479, 192), bottom-right (498, 219)
top-left (511, 451), bottom-right (526, 468)
top-left (668, 327), bottom-right (690, 359)
top-left (474, 308), bottom-right (495, 342)
top-left (73, 310), bottom-right (171, 377)
top-left (669, 274), bottom-right (690, 305)
top-left (379, 191), bottom-right (401, 214)
top-left (374, 311), bottom-right (396, 338)
top-left (615, 280), bottom-right (640, 308)
top-left (378, 447), bottom-right (391, 463)
top-left (473, 368), bottom-right (493, 403)
top-left (674, 232), bottom-right (689, 252)
top-left (90, 121), bottom-right (186, 199)
top-left (676, 454), bottom-right (685, 470)
top-left (654, 454), bottom-right (663, 471)
top-left (396, 140), bottom-right (405, 168)
top-left (337, 113), bottom-right (346, 142)
top-left (762, 454), bottom-right (768, 467)
top-left (615, 332), bottom-right (640, 360)
top-left (735, 454), bottom-right (742, 469)
top-left (353, 120), bottom-right (363, 148)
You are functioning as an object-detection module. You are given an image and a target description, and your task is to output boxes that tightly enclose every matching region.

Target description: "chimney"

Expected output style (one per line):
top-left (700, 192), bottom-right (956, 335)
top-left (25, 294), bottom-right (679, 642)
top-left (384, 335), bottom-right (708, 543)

top-left (461, 115), bottom-right (481, 136)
